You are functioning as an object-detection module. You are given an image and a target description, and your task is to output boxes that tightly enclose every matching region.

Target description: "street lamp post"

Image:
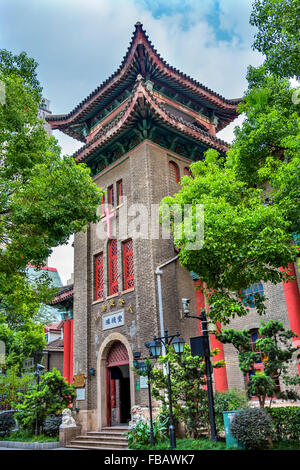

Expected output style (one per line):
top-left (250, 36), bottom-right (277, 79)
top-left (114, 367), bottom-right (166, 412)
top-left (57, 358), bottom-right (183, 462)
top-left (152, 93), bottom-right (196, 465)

top-left (149, 329), bottom-right (185, 450)
top-left (199, 310), bottom-right (218, 443)
top-left (134, 357), bottom-right (155, 448)
top-left (182, 300), bottom-right (218, 443)
top-left (34, 363), bottom-right (45, 437)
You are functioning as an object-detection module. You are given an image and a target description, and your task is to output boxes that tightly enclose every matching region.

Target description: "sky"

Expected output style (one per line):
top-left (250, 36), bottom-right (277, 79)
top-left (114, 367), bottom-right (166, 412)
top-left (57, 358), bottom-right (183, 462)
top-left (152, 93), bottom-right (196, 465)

top-left (0, 0), bottom-right (263, 284)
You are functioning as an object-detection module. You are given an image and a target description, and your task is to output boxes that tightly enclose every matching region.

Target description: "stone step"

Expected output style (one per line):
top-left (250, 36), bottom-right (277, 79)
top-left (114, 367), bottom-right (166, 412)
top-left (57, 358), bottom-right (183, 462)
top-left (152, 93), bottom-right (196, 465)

top-left (75, 436), bottom-right (127, 444)
top-left (67, 426), bottom-right (129, 451)
top-left (87, 432), bottom-right (127, 439)
top-left (69, 439), bottom-right (127, 449)
top-left (66, 445), bottom-right (121, 450)
top-left (85, 433), bottom-right (128, 440)
top-left (101, 426), bottom-right (129, 432)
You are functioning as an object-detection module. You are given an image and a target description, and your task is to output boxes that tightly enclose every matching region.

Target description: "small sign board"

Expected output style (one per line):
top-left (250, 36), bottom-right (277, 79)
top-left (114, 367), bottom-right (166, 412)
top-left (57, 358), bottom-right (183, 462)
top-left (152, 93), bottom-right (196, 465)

top-left (76, 388), bottom-right (85, 401)
top-left (140, 376), bottom-right (149, 389)
top-left (102, 310), bottom-right (124, 330)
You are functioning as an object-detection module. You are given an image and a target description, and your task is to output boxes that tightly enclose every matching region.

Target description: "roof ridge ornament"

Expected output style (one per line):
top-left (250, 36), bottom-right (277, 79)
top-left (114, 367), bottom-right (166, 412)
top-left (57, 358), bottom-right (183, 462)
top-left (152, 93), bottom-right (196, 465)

top-left (145, 79), bottom-right (154, 93)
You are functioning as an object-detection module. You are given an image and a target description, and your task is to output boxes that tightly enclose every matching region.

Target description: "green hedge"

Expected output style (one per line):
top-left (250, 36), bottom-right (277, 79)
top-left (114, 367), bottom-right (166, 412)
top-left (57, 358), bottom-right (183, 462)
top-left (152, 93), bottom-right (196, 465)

top-left (266, 407), bottom-right (300, 441)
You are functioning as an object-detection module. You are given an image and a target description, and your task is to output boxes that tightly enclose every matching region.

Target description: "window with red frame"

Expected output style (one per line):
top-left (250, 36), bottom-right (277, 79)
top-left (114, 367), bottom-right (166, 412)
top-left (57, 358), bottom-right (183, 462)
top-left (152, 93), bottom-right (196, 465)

top-left (108, 185), bottom-right (114, 208)
top-left (95, 252), bottom-right (104, 300)
top-left (184, 167), bottom-right (191, 176)
top-left (169, 161), bottom-right (179, 184)
top-left (109, 239), bottom-right (118, 295)
top-left (123, 239), bottom-right (134, 290)
top-left (117, 179), bottom-right (123, 205)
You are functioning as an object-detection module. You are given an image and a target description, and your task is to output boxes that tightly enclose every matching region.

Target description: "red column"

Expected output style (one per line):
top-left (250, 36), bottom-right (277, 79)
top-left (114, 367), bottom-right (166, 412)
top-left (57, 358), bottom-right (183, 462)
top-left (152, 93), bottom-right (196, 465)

top-left (194, 281), bottom-right (228, 391)
top-left (209, 323), bottom-right (228, 392)
top-left (63, 319), bottom-right (71, 383)
top-left (281, 263), bottom-right (300, 376)
top-left (69, 318), bottom-right (74, 385)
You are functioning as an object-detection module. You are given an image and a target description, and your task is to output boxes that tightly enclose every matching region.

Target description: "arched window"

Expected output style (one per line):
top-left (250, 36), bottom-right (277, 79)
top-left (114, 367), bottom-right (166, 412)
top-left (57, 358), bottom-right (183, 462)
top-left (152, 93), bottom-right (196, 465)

top-left (184, 167), bottom-right (191, 176)
top-left (169, 161), bottom-right (179, 184)
top-left (241, 282), bottom-right (264, 308)
top-left (109, 239), bottom-right (118, 295)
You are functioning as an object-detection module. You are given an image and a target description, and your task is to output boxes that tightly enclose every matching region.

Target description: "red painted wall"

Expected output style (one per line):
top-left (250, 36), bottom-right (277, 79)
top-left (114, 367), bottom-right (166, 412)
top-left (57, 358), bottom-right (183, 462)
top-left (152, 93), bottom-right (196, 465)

top-left (194, 280), bottom-right (228, 391)
top-left (281, 263), bottom-right (300, 376)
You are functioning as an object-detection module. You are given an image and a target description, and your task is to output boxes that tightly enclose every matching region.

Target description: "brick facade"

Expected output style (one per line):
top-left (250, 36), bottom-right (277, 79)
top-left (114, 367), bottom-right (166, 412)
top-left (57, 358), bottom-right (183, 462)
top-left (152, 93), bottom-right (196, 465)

top-left (72, 140), bottom-right (199, 431)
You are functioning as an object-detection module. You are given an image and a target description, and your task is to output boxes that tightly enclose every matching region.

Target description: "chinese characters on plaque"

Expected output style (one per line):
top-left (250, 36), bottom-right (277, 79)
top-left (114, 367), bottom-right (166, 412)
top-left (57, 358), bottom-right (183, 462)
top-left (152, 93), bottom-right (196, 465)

top-left (102, 309), bottom-right (124, 330)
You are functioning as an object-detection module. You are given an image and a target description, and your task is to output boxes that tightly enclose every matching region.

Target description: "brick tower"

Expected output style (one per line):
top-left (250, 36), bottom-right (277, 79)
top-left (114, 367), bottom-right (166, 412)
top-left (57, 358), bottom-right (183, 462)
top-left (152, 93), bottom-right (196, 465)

top-left (47, 23), bottom-right (243, 433)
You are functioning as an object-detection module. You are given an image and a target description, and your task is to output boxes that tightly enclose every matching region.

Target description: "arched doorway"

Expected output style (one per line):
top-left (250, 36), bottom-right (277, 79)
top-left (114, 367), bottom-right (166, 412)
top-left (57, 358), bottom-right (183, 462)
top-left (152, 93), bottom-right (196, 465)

top-left (106, 341), bottom-right (131, 426)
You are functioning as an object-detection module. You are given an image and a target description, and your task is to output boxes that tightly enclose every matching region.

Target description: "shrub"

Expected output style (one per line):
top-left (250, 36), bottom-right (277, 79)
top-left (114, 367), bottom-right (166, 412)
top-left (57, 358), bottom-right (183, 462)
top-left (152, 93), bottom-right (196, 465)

top-left (0, 412), bottom-right (16, 437)
top-left (266, 407), bottom-right (300, 442)
top-left (16, 369), bottom-right (75, 434)
top-left (230, 407), bottom-right (273, 449)
top-left (126, 417), bottom-right (168, 449)
top-left (43, 414), bottom-right (62, 437)
top-left (214, 389), bottom-right (249, 431)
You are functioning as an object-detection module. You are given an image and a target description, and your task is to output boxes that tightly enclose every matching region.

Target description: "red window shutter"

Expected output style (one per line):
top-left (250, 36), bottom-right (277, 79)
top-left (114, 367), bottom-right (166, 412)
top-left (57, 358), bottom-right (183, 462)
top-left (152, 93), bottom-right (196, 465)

top-left (95, 253), bottom-right (104, 300)
top-left (109, 239), bottom-right (118, 295)
top-left (123, 239), bottom-right (134, 290)
top-left (169, 161), bottom-right (179, 184)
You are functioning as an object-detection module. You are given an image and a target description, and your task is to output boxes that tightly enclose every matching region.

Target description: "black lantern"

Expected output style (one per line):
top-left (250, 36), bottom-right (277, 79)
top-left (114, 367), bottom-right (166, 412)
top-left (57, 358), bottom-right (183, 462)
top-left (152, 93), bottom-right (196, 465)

top-left (149, 339), bottom-right (162, 358)
top-left (172, 336), bottom-right (185, 354)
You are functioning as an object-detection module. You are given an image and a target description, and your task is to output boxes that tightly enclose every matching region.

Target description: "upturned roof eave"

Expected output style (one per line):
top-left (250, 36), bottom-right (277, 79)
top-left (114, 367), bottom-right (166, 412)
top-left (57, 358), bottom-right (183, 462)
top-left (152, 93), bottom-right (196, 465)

top-left (47, 23), bottom-right (240, 133)
top-left (73, 79), bottom-right (230, 164)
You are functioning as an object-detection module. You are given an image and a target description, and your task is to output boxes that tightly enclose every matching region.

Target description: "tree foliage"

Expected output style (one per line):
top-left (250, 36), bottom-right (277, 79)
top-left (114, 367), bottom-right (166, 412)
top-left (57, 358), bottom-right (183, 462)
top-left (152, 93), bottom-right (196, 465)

top-left (0, 320), bottom-right (46, 369)
top-left (250, 0), bottom-right (300, 79)
top-left (0, 50), bottom-right (102, 327)
top-left (150, 345), bottom-right (224, 438)
top-left (217, 320), bottom-right (300, 408)
top-left (228, 66), bottom-right (300, 232)
top-left (161, 149), bottom-right (298, 323)
top-left (0, 365), bottom-right (35, 410)
top-left (16, 368), bottom-right (75, 433)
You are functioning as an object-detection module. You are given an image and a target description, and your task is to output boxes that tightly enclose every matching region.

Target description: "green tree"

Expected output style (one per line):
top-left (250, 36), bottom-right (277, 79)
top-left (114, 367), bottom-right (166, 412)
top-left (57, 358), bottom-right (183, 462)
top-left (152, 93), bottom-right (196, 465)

top-left (0, 51), bottom-right (102, 324)
top-left (250, 0), bottom-right (300, 79)
top-left (149, 345), bottom-right (224, 438)
top-left (228, 66), bottom-right (300, 232)
top-left (0, 365), bottom-right (34, 410)
top-left (0, 320), bottom-right (46, 369)
top-left (160, 149), bottom-right (298, 324)
top-left (0, 49), bottom-right (42, 93)
top-left (16, 368), bottom-right (75, 434)
top-left (217, 320), bottom-right (300, 409)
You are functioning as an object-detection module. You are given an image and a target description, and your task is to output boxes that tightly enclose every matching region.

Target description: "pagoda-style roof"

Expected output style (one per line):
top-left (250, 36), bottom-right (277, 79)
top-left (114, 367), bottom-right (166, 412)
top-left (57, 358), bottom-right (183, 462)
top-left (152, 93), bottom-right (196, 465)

top-left (73, 77), bottom-right (229, 167)
top-left (47, 23), bottom-right (240, 144)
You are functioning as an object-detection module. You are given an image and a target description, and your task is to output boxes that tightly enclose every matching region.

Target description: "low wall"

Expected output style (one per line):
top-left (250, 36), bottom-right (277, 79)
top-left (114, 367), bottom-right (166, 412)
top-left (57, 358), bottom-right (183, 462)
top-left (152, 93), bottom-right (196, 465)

top-left (0, 441), bottom-right (60, 450)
